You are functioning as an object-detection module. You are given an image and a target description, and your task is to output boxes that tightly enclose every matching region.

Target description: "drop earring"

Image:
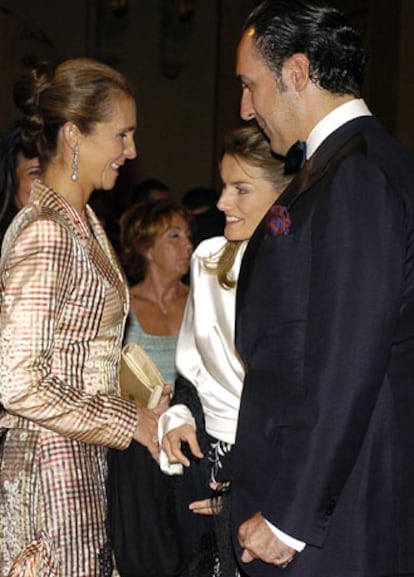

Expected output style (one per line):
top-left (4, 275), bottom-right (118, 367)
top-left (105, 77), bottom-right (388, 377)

top-left (71, 144), bottom-right (79, 182)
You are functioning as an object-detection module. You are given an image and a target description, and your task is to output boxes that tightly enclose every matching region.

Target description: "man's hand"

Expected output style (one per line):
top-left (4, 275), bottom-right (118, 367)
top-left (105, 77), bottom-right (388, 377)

top-left (238, 512), bottom-right (295, 567)
top-left (161, 423), bottom-right (203, 467)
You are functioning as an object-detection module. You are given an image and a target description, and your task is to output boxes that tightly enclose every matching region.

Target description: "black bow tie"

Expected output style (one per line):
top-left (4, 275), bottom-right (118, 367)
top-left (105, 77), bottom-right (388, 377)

top-left (284, 140), bottom-right (307, 175)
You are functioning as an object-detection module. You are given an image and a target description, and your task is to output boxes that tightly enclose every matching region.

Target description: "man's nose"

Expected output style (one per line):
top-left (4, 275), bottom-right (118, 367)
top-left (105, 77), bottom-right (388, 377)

top-left (240, 90), bottom-right (255, 121)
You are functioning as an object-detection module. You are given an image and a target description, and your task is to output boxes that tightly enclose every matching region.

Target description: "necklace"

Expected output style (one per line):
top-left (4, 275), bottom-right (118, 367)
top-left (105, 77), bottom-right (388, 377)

top-left (158, 303), bottom-right (168, 315)
top-left (131, 291), bottom-right (168, 315)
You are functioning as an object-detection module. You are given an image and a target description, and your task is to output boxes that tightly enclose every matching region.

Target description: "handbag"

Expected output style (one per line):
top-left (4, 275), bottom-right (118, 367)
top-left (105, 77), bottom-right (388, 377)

top-left (119, 342), bottom-right (164, 408)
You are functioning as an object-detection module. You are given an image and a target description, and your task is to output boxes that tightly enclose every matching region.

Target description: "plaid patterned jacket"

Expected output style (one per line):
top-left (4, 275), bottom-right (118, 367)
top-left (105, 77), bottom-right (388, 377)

top-left (0, 180), bottom-right (137, 576)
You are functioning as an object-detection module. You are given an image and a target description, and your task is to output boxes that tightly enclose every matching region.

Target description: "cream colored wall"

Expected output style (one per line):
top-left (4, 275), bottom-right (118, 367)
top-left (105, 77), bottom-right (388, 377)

top-left (0, 0), bottom-right (220, 201)
top-left (1, 0), bottom-right (413, 207)
top-left (117, 0), bottom-right (219, 198)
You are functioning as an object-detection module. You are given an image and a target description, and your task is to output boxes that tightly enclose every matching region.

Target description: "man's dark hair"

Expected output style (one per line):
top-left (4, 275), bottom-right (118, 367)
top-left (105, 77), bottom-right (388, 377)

top-left (243, 0), bottom-right (367, 97)
top-left (182, 187), bottom-right (218, 211)
top-left (131, 178), bottom-right (169, 203)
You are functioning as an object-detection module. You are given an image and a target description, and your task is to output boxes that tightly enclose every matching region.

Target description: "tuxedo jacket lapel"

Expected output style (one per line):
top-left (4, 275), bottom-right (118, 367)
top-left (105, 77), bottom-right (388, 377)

top-left (236, 117), bottom-right (373, 349)
top-left (235, 218), bottom-right (265, 322)
top-left (279, 117), bottom-right (369, 210)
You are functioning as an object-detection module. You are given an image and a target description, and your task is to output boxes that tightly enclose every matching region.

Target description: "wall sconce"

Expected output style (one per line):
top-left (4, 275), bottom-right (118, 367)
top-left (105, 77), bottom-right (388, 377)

top-left (177, 0), bottom-right (196, 22)
top-left (160, 0), bottom-right (197, 78)
top-left (111, 0), bottom-right (129, 18)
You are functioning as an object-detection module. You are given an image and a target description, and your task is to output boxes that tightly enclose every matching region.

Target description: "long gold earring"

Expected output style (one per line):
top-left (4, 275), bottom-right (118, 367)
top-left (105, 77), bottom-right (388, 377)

top-left (71, 144), bottom-right (79, 182)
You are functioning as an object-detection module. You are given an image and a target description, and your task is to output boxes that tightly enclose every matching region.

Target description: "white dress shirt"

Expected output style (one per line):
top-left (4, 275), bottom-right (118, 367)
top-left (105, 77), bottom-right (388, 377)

top-left (306, 98), bottom-right (371, 159)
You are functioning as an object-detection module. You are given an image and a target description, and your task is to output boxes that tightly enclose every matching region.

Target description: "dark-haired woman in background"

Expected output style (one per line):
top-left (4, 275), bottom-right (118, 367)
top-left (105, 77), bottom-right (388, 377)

top-left (0, 59), bottom-right (166, 576)
top-left (0, 122), bottom-right (41, 246)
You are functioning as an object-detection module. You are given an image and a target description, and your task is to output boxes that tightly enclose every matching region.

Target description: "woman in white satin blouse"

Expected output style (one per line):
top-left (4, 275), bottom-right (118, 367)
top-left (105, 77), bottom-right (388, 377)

top-left (159, 124), bottom-right (292, 577)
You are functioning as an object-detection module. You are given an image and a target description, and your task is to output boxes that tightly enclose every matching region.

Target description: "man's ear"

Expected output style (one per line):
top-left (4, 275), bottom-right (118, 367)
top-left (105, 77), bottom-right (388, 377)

top-left (284, 53), bottom-right (310, 92)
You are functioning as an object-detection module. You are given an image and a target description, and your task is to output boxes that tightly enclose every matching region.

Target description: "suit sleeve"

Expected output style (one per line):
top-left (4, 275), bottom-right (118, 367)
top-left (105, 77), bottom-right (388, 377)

top-left (262, 155), bottom-right (408, 545)
top-left (0, 218), bottom-right (137, 449)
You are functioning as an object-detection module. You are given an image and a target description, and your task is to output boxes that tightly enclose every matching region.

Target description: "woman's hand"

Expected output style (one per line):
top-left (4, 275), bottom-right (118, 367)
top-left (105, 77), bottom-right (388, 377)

top-left (189, 496), bottom-right (217, 515)
top-left (153, 384), bottom-right (172, 417)
top-left (161, 423), bottom-right (203, 468)
top-left (189, 482), bottom-right (230, 515)
top-left (133, 404), bottom-right (160, 461)
top-left (132, 385), bottom-right (172, 461)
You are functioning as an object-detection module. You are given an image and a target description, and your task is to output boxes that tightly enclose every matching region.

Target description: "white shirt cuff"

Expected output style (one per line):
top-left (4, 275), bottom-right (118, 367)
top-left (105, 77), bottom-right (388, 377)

top-left (265, 519), bottom-right (306, 552)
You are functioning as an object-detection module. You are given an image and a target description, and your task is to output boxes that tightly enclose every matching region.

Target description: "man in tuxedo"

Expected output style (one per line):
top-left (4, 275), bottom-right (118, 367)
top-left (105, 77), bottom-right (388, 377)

top-left (233, 1), bottom-right (414, 576)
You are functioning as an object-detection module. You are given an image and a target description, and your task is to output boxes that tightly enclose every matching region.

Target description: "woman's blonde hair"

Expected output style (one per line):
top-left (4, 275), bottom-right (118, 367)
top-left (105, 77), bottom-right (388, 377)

top-left (120, 200), bottom-right (192, 285)
top-left (211, 124), bottom-right (291, 288)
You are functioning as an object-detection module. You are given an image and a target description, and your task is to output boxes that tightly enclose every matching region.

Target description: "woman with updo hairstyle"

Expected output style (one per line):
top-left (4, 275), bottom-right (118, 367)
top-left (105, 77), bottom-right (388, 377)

top-left (0, 58), bottom-right (168, 576)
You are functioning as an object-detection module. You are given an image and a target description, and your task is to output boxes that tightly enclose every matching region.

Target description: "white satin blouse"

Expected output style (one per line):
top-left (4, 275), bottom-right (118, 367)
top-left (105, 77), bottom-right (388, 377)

top-left (159, 236), bottom-right (247, 473)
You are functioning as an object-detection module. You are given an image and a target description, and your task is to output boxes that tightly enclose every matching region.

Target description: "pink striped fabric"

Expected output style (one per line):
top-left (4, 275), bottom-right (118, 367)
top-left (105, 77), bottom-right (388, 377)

top-left (0, 181), bottom-right (137, 576)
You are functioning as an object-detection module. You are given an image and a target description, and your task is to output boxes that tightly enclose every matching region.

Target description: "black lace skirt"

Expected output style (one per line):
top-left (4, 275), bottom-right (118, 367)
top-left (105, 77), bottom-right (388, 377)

top-left (107, 375), bottom-right (242, 577)
top-left (107, 440), bottom-right (189, 577)
top-left (172, 375), bottom-right (241, 577)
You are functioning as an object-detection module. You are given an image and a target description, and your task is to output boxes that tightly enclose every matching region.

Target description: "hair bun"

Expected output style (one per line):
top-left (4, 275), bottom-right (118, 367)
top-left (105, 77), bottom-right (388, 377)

top-left (13, 60), bottom-right (56, 115)
top-left (13, 61), bottom-right (57, 156)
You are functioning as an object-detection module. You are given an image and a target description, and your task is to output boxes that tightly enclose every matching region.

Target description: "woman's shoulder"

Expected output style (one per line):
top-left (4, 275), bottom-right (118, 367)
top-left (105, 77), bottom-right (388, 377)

top-left (192, 236), bottom-right (227, 261)
top-left (2, 203), bottom-right (73, 257)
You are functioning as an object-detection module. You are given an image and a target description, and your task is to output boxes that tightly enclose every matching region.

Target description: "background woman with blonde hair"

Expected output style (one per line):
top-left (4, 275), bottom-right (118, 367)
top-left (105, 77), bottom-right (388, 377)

top-left (120, 199), bottom-right (192, 382)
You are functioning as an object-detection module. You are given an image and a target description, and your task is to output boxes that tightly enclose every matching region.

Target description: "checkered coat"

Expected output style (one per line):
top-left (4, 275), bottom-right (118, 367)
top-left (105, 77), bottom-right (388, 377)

top-left (0, 181), bottom-right (137, 577)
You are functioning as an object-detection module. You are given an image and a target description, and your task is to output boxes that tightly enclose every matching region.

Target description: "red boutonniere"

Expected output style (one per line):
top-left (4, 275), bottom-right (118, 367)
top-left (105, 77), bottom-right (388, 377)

top-left (266, 204), bottom-right (291, 236)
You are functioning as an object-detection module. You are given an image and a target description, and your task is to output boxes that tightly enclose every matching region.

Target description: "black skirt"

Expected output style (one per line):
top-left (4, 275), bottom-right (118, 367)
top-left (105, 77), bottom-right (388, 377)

top-left (106, 375), bottom-right (239, 577)
top-left (107, 440), bottom-right (189, 577)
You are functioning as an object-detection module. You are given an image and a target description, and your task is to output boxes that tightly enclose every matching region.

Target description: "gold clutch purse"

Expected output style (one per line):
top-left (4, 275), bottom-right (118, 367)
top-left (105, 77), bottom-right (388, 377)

top-left (119, 342), bottom-right (165, 408)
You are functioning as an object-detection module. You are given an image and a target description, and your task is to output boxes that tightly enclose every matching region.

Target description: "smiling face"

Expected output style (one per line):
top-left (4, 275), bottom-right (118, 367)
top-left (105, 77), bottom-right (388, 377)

top-left (147, 213), bottom-right (192, 280)
top-left (237, 33), bottom-right (299, 156)
top-left (217, 152), bottom-right (280, 241)
top-left (15, 153), bottom-right (41, 208)
top-left (79, 93), bottom-right (137, 191)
